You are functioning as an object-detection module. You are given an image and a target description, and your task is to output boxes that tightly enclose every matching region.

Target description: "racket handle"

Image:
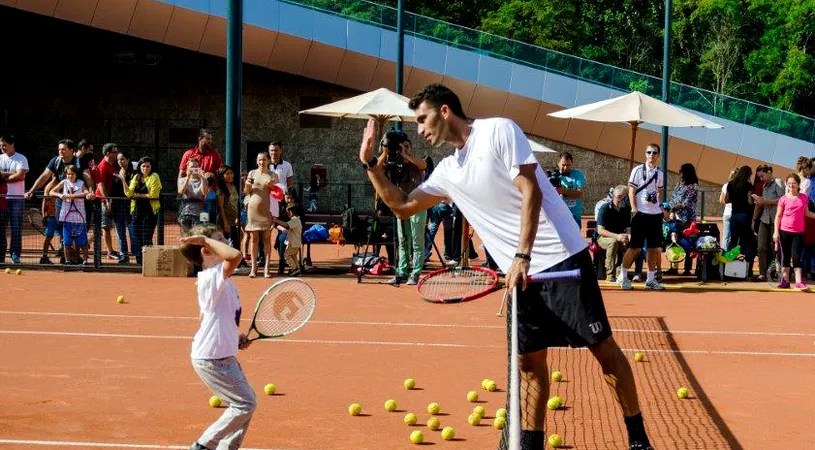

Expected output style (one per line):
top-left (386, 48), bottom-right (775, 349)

top-left (527, 269), bottom-right (581, 283)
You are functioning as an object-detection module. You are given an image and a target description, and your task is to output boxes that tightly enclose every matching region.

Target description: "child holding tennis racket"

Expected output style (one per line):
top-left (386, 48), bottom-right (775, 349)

top-left (179, 224), bottom-right (257, 450)
top-left (48, 165), bottom-right (91, 265)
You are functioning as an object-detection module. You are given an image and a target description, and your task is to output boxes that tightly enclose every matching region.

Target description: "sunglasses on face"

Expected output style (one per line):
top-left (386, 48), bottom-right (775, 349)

top-left (646, 151), bottom-right (659, 155)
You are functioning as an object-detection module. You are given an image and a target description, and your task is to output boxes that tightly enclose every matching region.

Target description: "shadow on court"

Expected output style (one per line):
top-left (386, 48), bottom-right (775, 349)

top-left (536, 316), bottom-right (742, 450)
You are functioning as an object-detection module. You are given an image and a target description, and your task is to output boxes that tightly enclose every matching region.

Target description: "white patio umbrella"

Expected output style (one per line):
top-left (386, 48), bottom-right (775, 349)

top-left (299, 87), bottom-right (416, 123)
top-left (548, 91), bottom-right (722, 170)
top-left (529, 139), bottom-right (557, 153)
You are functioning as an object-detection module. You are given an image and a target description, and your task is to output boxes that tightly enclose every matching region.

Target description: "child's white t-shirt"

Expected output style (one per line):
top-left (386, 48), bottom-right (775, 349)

top-left (191, 263), bottom-right (242, 360)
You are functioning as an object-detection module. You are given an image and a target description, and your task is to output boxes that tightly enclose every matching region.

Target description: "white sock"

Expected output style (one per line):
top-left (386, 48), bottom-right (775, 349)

top-left (620, 268), bottom-right (628, 280)
top-left (647, 270), bottom-right (656, 282)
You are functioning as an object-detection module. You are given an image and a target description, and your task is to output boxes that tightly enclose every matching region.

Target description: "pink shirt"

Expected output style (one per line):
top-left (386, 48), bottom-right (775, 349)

top-left (778, 193), bottom-right (809, 233)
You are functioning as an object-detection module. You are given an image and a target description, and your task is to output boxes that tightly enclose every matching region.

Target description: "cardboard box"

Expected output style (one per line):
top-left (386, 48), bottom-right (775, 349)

top-left (142, 245), bottom-right (194, 277)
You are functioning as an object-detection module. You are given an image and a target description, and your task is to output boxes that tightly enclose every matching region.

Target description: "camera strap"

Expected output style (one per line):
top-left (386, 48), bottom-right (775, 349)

top-left (635, 165), bottom-right (659, 195)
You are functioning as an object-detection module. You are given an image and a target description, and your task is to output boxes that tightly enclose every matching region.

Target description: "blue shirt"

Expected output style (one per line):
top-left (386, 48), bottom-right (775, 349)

top-left (559, 169), bottom-right (586, 218)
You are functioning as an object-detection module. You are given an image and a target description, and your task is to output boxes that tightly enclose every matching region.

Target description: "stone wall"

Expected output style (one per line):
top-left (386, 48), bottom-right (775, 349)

top-left (0, 7), bottom-right (724, 217)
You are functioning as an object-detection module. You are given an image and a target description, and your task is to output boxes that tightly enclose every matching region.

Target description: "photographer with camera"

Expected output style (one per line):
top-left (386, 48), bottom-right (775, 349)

top-left (379, 128), bottom-right (428, 286)
top-left (617, 144), bottom-right (666, 290)
top-left (551, 152), bottom-right (586, 225)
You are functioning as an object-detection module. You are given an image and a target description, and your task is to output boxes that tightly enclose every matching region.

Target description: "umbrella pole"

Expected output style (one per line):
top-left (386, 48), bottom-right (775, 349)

top-left (628, 122), bottom-right (640, 171)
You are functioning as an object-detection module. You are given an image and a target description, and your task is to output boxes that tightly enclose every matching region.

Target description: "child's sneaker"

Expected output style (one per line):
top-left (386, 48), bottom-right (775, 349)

top-left (794, 282), bottom-right (808, 290)
top-left (778, 280), bottom-right (790, 289)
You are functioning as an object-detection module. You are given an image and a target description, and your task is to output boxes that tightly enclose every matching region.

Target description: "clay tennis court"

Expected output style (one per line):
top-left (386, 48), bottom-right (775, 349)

top-left (2, 267), bottom-right (814, 449)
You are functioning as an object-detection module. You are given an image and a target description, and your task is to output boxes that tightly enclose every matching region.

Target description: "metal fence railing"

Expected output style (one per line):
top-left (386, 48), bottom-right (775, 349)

top-left (0, 182), bottom-right (728, 270)
top-left (284, 0), bottom-right (815, 144)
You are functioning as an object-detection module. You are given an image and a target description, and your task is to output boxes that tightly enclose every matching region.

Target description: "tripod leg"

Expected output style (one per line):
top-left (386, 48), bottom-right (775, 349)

top-left (357, 216), bottom-right (378, 283)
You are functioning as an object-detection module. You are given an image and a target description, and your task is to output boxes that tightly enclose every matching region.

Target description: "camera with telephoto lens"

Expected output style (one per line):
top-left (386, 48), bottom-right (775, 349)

top-left (546, 169), bottom-right (562, 188)
top-left (646, 191), bottom-right (658, 204)
top-left (380, 128), bottom-right (409, 167)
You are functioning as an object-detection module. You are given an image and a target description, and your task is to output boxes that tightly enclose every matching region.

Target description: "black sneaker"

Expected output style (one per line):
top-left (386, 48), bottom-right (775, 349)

top-left (630, 441), bottom-right (654, 450)
top-left (40, 256), bottom-right (52, 264)
top-left (189, 443), bottom-right (209, 450)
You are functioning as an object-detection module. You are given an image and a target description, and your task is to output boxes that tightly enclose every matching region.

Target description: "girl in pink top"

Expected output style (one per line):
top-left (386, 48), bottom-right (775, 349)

top-left (773, 173), bottom-right (815, 289)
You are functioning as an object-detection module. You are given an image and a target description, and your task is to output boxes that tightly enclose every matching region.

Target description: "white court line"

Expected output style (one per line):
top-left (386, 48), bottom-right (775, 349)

top-left (2, 329), bottom-right (815, 357)
top-left (0, 438), bottom-right (295, 449)
top-left (2, 310), bottom-right (814, 337)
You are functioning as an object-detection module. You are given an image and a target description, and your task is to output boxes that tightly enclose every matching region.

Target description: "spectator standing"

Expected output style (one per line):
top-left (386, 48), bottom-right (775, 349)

top-left (95, 143), bottom-right (120, 260)
top-left (216, 165), bottom-right (240, 249)
top-left (751, 165), bottom-right (785, 281)
top-left (0, 134), bottom-right (29, 264)
top-left (774, 173), bottom-right (815, 289)
top-left (178, 129), bottom-right (223, 181)
top-left (669, 163), bottom-right (699, 275)
top-left (268, 141), bottom-right (294, 274)
top-left (112, 150), bottom-right (136, 264)
top-left (125, 157), bottom-right (162, 265)
top-left (556, 151), bottom-right (586, 225)
top-left (725, 165), bottom-right (756, 275)
top-left (177, 158), bottom-right (209, 234)
top-left (244, 152), bottom-right (277, 279)
top-left (618, 144), bottom-right (665, 290)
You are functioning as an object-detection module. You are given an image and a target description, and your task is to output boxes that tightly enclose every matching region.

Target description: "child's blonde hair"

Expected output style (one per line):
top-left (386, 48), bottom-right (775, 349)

top-left (179, 223), bottom-right (223, 266)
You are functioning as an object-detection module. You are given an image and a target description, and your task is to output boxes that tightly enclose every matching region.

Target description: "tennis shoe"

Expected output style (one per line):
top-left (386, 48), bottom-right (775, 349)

top-left (406, 276), bottom-right (419, 285)
top-left (794, 282), bottom-right (808, 290)
top-left (618, 277), bottom-right (633, 290)
top-left (645, 279), bottom-right (665, 290)
top-left (189, 443), bottom-right (209, 450)
top-left (778, 279), bottom-right (790, 289)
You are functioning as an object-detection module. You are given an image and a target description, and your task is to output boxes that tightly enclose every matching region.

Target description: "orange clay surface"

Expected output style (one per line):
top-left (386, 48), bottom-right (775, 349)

top-left (2, 264), bottom-right (815, 450)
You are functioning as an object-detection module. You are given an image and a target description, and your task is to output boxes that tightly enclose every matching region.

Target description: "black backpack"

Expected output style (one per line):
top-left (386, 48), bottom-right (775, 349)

top-left (341, 206), bottom-right (367, 245)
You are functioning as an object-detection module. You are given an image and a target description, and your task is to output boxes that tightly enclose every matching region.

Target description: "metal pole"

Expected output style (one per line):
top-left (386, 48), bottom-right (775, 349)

top-left (226, 0), bottom-right (243, 190)
top-left (394, 0), bottom-right (405, 131)
top-left (661, 0), bottom-right (672, 200)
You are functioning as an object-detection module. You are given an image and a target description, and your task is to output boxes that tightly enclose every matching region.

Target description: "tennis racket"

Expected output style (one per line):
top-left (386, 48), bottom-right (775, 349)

top-left (245, 278), bottom-right (316, 341)
top-left (416, 216), bottom-right (499, 303)
top-left (27, 208), bottom-right (57, 252)
top-left (767, 241), bottom-right (784, 287)
top-left (501, 269), bottom-right (582, 450)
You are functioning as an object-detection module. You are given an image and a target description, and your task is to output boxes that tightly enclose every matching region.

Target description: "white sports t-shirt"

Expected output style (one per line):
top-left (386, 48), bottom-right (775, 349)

top-left (191, 263), bottom-right (242, 360)
top-left (628, 163), bottom-right (664, 215)
top-left (417, 118), bottom-right (587, 274)
top-left (0, 152), bottom-right (29, 197)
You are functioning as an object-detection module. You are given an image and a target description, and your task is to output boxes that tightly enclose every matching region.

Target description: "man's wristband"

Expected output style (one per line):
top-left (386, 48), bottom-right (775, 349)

top-left (514, 253), bottom-right (531, 261)
top-left (362, 157), bottom-right (378, 170)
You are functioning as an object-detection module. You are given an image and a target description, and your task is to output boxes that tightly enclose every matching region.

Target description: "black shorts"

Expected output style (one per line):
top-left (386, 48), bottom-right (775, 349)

top-left (629, 212), bottom-right (663, 249)
top-left (516, 249), bottom-right (612, 353)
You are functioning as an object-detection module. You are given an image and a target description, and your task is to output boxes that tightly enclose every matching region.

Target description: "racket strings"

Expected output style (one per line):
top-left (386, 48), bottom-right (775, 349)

top-left (254, 284), bottom-right (315, 337)
top-left (417, 268), bottom-right (497, 301)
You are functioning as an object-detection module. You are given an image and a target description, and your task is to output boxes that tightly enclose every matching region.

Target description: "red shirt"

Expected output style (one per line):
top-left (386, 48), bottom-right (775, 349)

top-left (95, 158), bottom-right (117, 198)
top-left (179, 147), bottom-right (223, 177)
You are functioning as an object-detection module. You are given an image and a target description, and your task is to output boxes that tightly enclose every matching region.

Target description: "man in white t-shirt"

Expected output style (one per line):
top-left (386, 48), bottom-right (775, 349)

top-left (618, 145), bottom-right (666, 290)
top-left (0, 134), bottom-right (29, 264)
top-left (358, 84), bottom-right (653, 450)
top-left (268, 141), bottom-right (295, 274)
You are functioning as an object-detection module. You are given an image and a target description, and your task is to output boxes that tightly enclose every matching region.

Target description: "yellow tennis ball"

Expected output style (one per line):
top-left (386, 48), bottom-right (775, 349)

top-left (634, 352), bottom-right (645, 362)
top-left (677, 387), bottom-right (690, 399)
top-left (427, 417), bottom-right (441, 431)
top-left (441, 426), bottom-right (455, 440)
top-left (4, 268), bottom-right (11, 274)
top-left (404, 412), bottom-right (418, 426)
top-left (547, 397), bottom-right (562, 410)
top-left (410, 430), bottom-right (424, 444)
top-left (468, 412), bottom-right (482, 426)
top-left (551, 371), bottom-right (563, 382)
top-left (404, 378), bottom-right (416, 390)
top-left (15, 269), bottom-right (22, 275)
top-left (116, 295), bottom-right (125, 304)
top-left (427, 402), bottom-right (441, 415)
top-left (496, 408), bottom-right (507, 418)
top-left (493, 416), bottom-right (506, 430)
top-left (385, 399), bottom-right (398, 412)
top-left (467, 390), bottom-right (479, 402)
top-left (208, 395), bottom-right (221, 408)
top-left (349, 403), bottom-right (363, 416)
top-left (473, 405), bottom-right (486, 417)
top-left (548, 433), bottom-right (564, 448)
top-left (481, 378), bottom-right (491, 390)
top-left (485, 380), bottom-right (498, 392)
top-left (263, 383), bottom-right (276, 395)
